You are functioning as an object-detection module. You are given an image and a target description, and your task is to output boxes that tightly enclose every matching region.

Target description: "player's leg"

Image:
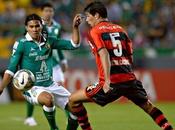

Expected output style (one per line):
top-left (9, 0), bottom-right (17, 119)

top-left (67, 89), bottom-right (92, 130)
top-left (65, 110), bottom-right (79, 130)
top-left (126, 80), bottom-right (173, 130)
top-left (51, 83), bottom-right (90, 130)
top-left (23, 87), bottom-right (58, 130)
top-left (38, 92), bottom-right (59, 130)
top-left (138, 100), bottom-right (173, 130)
top-left (24, 101), bottom-right (37, 126)
top-left (51, 84), bottom-right (79, 130)
top-left (53, 66), bottom-right (79, 130)
top-left (67, 82), bottom-right (119, 130)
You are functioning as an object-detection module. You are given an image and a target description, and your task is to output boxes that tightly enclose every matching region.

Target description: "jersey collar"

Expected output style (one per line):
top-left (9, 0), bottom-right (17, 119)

top-left (25, 33), bottom-right (46, 46)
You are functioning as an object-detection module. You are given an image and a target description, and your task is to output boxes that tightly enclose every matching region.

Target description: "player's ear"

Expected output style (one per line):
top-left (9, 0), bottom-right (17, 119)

top-left (94, 13), bottom-right (100, 19)
top-left (25, 26), bottom-right (28, 32)
top-left (40, 23), bottom-right (43, 30)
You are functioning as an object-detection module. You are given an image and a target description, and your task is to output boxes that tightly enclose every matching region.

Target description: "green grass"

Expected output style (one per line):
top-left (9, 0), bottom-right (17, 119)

top-left (0, 101), bottom-right (175, 130)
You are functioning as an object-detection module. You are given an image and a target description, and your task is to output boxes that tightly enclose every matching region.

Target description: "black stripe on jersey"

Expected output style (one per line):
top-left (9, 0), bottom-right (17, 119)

top-left (101, 32), bottom-right (128, 41)
top-left (101, 32), bottom-right (111, 40)
top-left (110, 65), bottom-right (133, 74)
top-left (108, 49), bottom-right (128, 57)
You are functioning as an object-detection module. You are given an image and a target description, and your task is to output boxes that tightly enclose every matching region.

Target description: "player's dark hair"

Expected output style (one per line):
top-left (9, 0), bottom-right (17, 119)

top-left (41, 2), bottom-right (54, 10)
top-left (25, 13), bottom-right (42, 25)
top-left (24, 13), bottom-right (42, 35)
top-left (84, 1), bottom-right (107, 18)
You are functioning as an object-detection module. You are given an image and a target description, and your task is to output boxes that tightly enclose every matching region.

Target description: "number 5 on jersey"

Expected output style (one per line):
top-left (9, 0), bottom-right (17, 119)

top-left (109, 32), bottom-right (122, 57)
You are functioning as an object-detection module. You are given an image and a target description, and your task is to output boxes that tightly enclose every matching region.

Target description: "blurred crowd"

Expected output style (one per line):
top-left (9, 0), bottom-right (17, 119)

top-left (0, 0), bottom-right (175, 58)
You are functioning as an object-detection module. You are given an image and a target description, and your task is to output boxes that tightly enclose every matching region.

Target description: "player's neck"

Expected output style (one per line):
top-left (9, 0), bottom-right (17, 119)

top-left (44, 19), bottom-right (53, 26)
top-left (95, 18), bottom-right (108, 25)
top-left (33, 35), bottom-right (41, 43)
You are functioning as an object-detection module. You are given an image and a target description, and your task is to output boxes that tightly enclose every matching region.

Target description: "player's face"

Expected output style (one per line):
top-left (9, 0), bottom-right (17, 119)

top-left (25, 20), bottom-right (42, 40)
top-left (42, 7), bottom-right (54, 21)
top-left (85, 12), bottom-right (97, 27)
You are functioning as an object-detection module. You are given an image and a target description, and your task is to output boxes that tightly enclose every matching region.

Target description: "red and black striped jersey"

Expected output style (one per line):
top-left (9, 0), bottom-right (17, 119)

top-left (87, 21), bottom-right (136, 84)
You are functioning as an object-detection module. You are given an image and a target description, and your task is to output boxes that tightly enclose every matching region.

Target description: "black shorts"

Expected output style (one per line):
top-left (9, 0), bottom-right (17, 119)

top-left (85, 80), bottom-right (148, 106)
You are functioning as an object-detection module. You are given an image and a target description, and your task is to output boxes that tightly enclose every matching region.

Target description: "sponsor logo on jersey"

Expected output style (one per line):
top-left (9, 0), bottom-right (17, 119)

top-left (99, 25), bottom-right (122, 30)
top-left (30, 47), bottom-right (35, 51)
top-left (35, 54), bottom-right (50, 61)
top-left (29, 47), bottom-right (37, 57)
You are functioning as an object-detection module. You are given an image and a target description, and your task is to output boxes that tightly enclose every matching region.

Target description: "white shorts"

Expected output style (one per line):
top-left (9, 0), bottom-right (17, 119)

top-left (23, 82), bottom-right (70, 110)
top-left (52, 64), bottom-right (64, 83)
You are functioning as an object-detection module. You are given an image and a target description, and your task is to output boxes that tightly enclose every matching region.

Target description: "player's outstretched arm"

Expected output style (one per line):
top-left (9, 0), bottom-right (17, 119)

top-left (71, 14), bottom-right (83, 45)
top-left (0, 72), bottom-right (13, 95)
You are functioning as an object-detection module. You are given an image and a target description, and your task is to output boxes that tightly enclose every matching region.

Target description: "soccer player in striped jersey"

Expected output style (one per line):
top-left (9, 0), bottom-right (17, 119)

top-left (0, 13), bottom-right (83, 130)
top-left (67, 2), bottom-right (173, 130)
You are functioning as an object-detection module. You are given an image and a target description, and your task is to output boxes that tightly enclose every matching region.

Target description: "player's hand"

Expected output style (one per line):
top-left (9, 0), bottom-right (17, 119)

top-left (73, 14), bottom-right (84, 28)
top-left (103, 81), bottom-right (113, 93)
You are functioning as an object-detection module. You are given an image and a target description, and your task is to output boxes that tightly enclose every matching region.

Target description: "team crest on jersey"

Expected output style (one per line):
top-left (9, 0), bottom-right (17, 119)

top-left (45, 43), bottom-right (51, 49)
top-left (86, 83), bottom-right (97, 92)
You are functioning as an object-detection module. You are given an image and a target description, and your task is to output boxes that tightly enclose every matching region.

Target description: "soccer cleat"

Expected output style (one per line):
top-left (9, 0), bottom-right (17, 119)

top-left (24, 117), bottom-right (37, 126)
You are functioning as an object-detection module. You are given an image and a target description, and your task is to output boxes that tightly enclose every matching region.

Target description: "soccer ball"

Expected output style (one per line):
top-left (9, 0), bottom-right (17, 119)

top-left (13, 69), bottom-right (35, 91)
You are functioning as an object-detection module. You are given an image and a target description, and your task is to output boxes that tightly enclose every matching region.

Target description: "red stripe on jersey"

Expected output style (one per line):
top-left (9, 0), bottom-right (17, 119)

top-left (110, 73), bottom-right (136, 83)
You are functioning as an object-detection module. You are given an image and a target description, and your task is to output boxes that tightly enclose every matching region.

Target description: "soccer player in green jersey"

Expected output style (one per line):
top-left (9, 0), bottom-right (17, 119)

top-left (0, 13), bottom-right (84, 130)
top-left (24, 3), bottom-right (78, 129)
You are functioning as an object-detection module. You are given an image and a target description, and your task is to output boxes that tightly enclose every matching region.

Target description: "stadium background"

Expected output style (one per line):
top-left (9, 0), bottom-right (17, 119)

top-left (0, 0), bottom-right (175, 103)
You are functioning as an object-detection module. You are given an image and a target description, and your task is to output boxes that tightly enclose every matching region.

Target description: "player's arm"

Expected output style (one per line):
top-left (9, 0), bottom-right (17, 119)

top-left (91, 30), bottom-right (111, 93)
top-left (0, 41), bottom-right (23, 94)
top-left (71, 14), bottom-right (82, 45)
top-left (98, 48), bottom-right (111, 93)
top-left (51, 14), bottom-right (83, 50)
top-left (0, 73), bottom-right (13, 95)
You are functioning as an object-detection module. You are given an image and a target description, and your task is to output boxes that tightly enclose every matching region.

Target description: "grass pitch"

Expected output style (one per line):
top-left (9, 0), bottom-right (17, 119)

top-left (0, 101), bottom-right (174, 130)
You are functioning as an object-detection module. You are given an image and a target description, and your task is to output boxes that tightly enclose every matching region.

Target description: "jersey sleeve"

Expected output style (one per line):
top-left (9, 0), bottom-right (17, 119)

top-left (51, 37), bottom-right (79, 50)
top-left (6, 41), bottom-right (24, 76)
top-left (90, 29), bottom-right (105, 52)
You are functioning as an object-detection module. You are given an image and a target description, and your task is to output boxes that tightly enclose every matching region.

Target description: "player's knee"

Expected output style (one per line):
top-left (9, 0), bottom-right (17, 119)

top-left (38, 92), bottom-right (54, 107)
top-left (68, 95), bottom-right (79, 108)
top-left (68, 96), bottom-right (75, 106)
top-left (44, 94), bottom-right (54, 107)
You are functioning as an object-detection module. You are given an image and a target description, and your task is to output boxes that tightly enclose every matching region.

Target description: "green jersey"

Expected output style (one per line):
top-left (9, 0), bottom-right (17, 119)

top-left (7, 33), bottom-right (78, 87)
top-left (44, 20), bottom-right (65, 67)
